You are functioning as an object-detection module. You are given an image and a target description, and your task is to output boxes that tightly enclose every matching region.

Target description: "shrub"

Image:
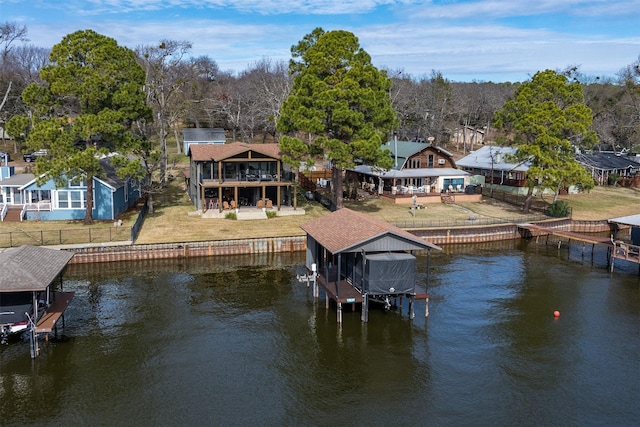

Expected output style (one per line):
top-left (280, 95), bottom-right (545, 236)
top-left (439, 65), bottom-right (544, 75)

top-left (608, 173), bottom-right (621, 186)
top-left (547, 200), bottom-right (570, 218)
top-left (225, 212), bottom-right (237, 220)
top-left (266, 211), bottom-right (277, 219)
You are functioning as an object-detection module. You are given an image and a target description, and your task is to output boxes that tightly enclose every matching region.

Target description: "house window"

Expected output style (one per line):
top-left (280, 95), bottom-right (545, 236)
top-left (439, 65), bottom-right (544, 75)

top-left (56, 190), bottom-right (86, 209)
top-left (443, 178), bottom-right (465, 192)
top-left (409, 158), bottom-right (420, 169)
top-left (428, 155), bottom-right (434, 168)
top-left (69, 179), bottom-right (86, 188)
top-left (202, 162), bottom-right (213, 180)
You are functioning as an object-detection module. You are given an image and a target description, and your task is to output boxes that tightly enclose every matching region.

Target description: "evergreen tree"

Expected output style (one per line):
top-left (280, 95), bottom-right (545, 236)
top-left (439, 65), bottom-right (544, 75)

top-left (277, 28), bottom-right (397, 209)
top-left (20, 29), bottom-right (151, 223)
top-left (493, 69), bottom-right (596, 212)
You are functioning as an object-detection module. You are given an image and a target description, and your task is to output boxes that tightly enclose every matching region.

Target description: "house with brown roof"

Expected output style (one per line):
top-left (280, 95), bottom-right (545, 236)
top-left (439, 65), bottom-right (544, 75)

top-left (187, 142), bottom-right (297, 212)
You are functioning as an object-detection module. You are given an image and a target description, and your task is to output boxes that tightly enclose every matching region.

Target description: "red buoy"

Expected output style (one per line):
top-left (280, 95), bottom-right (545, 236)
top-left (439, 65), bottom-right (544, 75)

top-left (553, 310), bottom-right (561, 318)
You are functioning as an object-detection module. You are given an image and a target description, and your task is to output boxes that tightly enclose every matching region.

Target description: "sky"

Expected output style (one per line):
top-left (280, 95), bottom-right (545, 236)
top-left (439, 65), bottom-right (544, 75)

top-left (2, 0), bottom-right (639, 82)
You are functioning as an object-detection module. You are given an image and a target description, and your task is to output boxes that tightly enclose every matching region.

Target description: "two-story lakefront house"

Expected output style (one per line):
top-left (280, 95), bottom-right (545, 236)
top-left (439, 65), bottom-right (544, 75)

top-left (347, 139), bottom-right (470, 200)
top-left (0, 155), bottom-right (142, 222)
top-left (187, 142), bottom-right (297, 212)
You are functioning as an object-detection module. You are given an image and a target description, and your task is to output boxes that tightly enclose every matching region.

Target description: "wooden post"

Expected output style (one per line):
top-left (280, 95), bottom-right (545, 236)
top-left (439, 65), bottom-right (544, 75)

top-left (361, 294), bottom-right (369, 322)
top-left (337, 302), bottom-right (343, 323)
top-left (409, 297), bottom-right (415, 320)
top-left (425, 296), bottom-right (429, 317)
top-left (313, 274), bottom-right (318, 298)
top-left (610, 247), bottom-right (615, 272)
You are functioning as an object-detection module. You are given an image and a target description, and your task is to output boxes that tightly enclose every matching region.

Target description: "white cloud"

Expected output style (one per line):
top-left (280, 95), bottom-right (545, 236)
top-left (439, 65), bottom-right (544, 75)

top-left (6, 0), bottom-right (639, 82)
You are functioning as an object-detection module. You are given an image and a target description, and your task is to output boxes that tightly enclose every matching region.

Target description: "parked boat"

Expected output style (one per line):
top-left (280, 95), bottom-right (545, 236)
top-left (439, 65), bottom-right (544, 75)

top-left (0, 292), bottom-right (35, 343)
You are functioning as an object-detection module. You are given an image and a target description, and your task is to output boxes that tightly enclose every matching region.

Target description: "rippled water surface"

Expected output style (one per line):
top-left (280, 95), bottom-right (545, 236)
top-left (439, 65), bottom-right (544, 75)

top-left (1, 241), bottom-right (639, 426)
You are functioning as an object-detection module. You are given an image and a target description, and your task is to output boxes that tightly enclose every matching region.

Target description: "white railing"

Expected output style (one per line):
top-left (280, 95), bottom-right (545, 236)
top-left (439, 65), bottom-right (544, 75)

top-left (0, 203), bottom-right (6, 221)
top-left (24, 201), bottom-right (52, 212)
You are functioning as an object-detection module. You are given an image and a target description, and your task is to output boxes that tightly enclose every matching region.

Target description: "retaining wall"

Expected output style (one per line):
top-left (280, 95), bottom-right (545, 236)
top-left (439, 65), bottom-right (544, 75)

top-left (68, 236), bottom-right (306, 264)
top-left (66, 219), bottom-right (621, 264)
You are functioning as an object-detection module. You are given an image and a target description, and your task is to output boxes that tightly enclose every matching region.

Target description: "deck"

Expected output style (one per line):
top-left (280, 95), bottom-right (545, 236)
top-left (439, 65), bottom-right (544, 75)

top-left (313, 273), bottom-right (431, 323)
top-left (316, 275), bottom-right (364, 304)
top-left (36, 291), bottom-right (75, 333)
top-left (518, 224), bottom-right (613, 245)
top-left (518, 223), bottom-right (640, 271)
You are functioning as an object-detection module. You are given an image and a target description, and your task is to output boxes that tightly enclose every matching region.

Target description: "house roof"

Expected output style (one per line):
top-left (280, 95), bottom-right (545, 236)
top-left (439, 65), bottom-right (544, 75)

top-left (351, 165), bottom-right (469, 179)
top-left (383, 140), bottom-right (454, 170)
top-left (0, 173), bottom-right (36, 188)
top-left (455, 145), bottom-right (530, 172)
top-left (182, 128), bottom-right (226, 142)
top-left (300, 208), bottom-right (441, 254)
top-left (575, 152), bottom-right (640, 171)
top-left (189, 141), bottom-right (282, 162)
top-left (3, 155), bottom-right (129, 192)
top-left (96, 156), bottom-right (127, 190)
top-left (609, 214), bottom-right (640, 228)
top-left (0, 246), bottom-right (74, 292)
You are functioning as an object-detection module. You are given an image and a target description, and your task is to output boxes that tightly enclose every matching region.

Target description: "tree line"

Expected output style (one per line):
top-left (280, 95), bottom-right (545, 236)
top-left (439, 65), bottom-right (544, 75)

top-left (0, 22), bottom-right (639, 217)
top-left (2, 23), bottom-right (639, 154)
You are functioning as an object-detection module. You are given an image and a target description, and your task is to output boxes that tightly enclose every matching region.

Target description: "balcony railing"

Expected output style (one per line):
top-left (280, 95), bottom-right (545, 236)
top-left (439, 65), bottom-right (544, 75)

top-left (203, 171), bottom-right (296, 184)
top-left (24, 201), bottom-right (53, 211)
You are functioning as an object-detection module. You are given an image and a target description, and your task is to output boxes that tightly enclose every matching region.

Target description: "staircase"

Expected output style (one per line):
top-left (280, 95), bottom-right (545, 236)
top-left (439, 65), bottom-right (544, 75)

top-left (2, 206), bottom-right (24, 222)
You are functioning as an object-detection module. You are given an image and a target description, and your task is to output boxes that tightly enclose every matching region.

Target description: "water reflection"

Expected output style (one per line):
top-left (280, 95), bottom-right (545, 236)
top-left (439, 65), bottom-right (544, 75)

top-left (1, 245), bottom-right (638, 426)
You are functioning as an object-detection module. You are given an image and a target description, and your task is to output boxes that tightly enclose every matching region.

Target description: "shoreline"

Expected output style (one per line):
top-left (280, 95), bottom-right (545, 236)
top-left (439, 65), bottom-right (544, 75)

top-left (64, 217), bottom-right (620, 264)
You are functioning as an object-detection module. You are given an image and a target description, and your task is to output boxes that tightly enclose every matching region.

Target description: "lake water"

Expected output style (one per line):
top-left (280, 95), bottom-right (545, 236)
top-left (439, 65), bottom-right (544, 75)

top-left (1, 240), bottom-right (639, 426)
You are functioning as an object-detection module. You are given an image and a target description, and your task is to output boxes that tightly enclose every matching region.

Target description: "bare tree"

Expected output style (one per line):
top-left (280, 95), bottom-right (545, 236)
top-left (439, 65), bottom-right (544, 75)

top-left (136, 39), bottom-right (192, 186)
top-left (0, 22), bottom-right (30, 142)
top-left (241, 58), bottom-right (291, 142)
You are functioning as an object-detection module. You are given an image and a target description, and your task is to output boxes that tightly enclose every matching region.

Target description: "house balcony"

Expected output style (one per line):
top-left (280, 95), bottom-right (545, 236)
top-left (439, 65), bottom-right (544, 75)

top-left (201, 171), bottom-right (296, 187)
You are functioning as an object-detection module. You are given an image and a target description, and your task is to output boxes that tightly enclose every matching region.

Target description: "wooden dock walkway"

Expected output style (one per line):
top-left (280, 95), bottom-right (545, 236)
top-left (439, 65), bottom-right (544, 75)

top-left (36, 291), bottom-right (75, 334)
top-left (518, 223), bottom-right (640, 272)
top-left (518, 223), bottom-right (613, 245)
top-left (313, 274), bottom-right (430, 322)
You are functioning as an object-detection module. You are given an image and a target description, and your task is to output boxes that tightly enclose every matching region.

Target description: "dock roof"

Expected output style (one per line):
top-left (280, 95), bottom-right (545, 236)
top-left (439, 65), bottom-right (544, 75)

top-left (0, 246), bottom-right (74, 292)
top-left (300, 208), bottom-right (441, 254)
top-left (609, 214), bottom-right (640, 228)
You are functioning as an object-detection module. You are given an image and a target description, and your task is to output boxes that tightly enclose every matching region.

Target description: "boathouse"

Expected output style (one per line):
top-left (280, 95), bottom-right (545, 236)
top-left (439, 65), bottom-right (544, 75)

top-left (0, 245), bottom-right (74, 357)
top-left (300, 208), bottom-right (442, 323)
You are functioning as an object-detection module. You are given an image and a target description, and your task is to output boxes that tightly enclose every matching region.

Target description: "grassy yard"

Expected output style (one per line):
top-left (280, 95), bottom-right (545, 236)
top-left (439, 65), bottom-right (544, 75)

top-left (2, 180), bottom-right (639, 246)
top-left (557, 186), bottom-right (640, 220)
top-left (134, 182), bottom-right (640, 244)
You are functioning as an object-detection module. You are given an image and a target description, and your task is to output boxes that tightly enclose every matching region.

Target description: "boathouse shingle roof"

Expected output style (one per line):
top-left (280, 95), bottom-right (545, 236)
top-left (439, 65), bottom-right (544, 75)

top-left (0, 246), bottom-right (74, 292)
top-left (300, 208), bottom-right (441, 254)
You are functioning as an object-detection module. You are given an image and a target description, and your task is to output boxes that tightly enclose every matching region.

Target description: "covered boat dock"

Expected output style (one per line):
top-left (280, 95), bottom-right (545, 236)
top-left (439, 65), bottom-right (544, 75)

top-left (300, 208), bottom-right (442, 323)
top-left (0, 245), bottom-right (75, 357)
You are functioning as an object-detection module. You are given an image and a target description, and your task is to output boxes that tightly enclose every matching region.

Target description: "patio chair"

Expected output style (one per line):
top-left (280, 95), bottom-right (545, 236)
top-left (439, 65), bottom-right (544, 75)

top-left (230, 200), bottom-right (236, 209)
top-left (266, 200), bottom-right (273, 209)
top-left (256, 199), bottom-right (265, 208)
top-left (223, 201), bottom-right (230, 210)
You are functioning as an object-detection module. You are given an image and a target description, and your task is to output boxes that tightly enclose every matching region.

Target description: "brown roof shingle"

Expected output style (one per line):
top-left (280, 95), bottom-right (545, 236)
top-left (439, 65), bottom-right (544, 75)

top-left (0, 246), bottom-right (74, 292)
top-left (300, 208), bottom-right (440, 253)
top-left (189, 141), bottom-right (281, 162)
